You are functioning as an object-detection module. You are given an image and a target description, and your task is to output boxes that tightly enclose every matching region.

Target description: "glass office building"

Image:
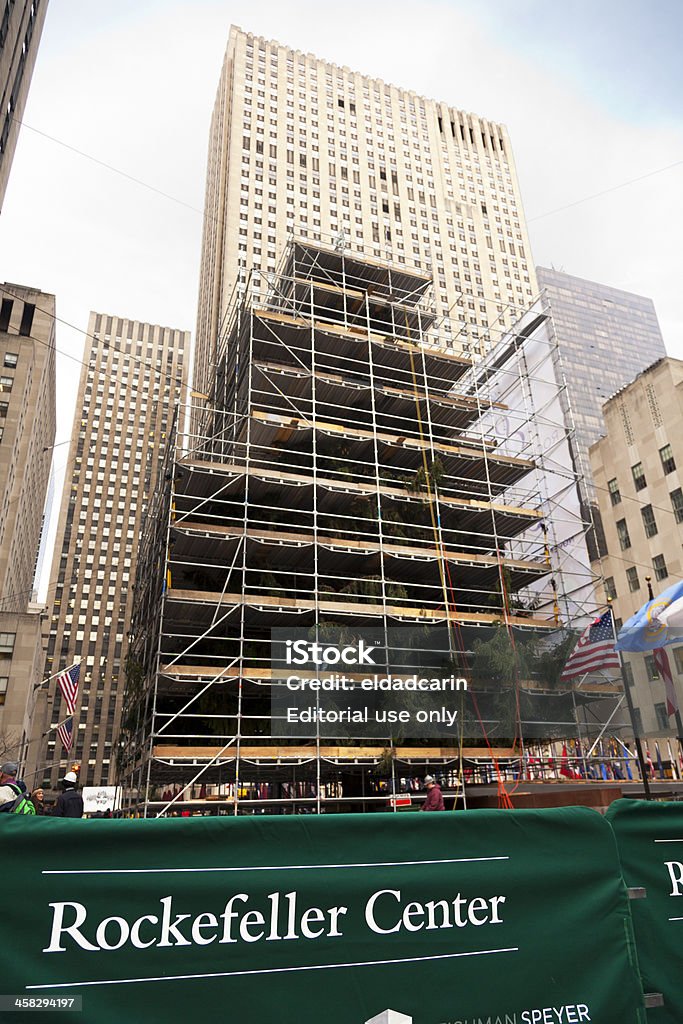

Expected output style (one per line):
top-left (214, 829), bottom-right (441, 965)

top-left (537, 267), bottom-right (666, 556)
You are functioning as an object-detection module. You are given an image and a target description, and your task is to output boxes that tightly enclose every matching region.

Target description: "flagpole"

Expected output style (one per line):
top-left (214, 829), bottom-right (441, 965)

top-left (607, 601), bottom-right (652, 800)
top-left (18, 661), bottom-right (79, 775)
top-left (645, 576), bottom-right (683, 769)
top-left (15, 712), bottom-right (75, 779)
top-left (18, 715), bottom-right (73, 750)
top-left (33, 660), bottom-right (80, 691)
top-left (585, 695), bottom-right (627, 758)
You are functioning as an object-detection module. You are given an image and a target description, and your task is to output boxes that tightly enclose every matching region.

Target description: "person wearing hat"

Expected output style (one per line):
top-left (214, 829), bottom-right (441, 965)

top-left (0, 762), bottom-right (36, 814)
top-left (53, 771), bottom-right (84, 818)
top-left (30, 787), bottom-right (46, 815)
top-left (0, 761), bottom-right (18, 804)
top-left (420, 774), bottom-right (445, 812)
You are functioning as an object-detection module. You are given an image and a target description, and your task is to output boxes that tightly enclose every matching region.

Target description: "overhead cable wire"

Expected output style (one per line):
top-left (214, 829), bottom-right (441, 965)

top-left (17, 116), bottom-right (682, 230)
top-left (0, 284), bottom-right (190, 401)
top-left (528, 159), bottom-right (683, 222)
top-left (11, 117), bottom-right (203, 215)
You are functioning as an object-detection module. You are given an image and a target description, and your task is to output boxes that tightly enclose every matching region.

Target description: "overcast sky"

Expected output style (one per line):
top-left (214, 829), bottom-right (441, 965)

top-left (1, 0), bottom-right (682, 585)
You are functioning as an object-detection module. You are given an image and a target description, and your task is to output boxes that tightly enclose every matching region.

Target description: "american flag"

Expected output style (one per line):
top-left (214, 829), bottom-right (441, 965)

top-left (57, 718), bottom-right (73, 752)
top-left (560, 611), bottom-right (620, 682)
top-left (56, 663), bottom-right (80, 715)
top-left (653, 647), bottom-right (679, 717)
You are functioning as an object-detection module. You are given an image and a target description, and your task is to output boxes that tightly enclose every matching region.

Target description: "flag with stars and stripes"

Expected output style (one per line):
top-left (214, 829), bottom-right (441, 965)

top-left (560, 611), bottom-right (620, 682)
top-left (56, 663), bottom-right (80, 715)
top-left (653, 647), bottom-right (679, 718)
top-left (57, 718), bottom-right (73, 753)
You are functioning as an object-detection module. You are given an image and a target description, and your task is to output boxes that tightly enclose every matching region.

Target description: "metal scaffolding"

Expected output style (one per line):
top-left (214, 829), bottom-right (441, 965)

top-left (118, 239), bottom-right (617, 816)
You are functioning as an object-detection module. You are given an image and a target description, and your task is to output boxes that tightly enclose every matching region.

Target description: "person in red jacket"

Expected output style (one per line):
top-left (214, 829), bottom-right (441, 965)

top-left (420, 775), bottom-right (445, 811)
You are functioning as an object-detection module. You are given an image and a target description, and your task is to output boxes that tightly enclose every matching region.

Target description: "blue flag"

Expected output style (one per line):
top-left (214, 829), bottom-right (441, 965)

top-left (615, 579), bottom-right (683, 652)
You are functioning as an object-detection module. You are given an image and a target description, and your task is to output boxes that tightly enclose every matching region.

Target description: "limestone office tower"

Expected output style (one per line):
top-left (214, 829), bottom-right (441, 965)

top-left (193, 25), bottom-right (537, 410)
top-left (0, 287), bottom-right (55, 607)
top-left (0, 0), bottom-right (50, 212)
top-left (31, 315), bottom-right (189, 789)
top-left (590, 358), bottom-right (683, 739)
top-left (118, 25), bottom-right (599, 814)
top-left (0, 285), bottom-right (55, 755)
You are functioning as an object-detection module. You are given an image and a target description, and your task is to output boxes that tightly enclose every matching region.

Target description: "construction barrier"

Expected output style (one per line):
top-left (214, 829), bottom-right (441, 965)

top-left (1, 808), bottom-right (645, 1024)
top-left (607, 799), bottom-right (683, 1024)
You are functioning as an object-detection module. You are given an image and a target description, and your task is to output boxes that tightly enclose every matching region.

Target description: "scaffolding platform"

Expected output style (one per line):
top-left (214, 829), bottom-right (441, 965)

top-left (118, 239), bottom-right (602, 816)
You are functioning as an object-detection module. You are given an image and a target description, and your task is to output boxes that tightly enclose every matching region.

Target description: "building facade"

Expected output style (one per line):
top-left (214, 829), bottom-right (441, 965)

top-left (537, 267), bottom-right (666, 557)
top-left (193, 25), bottom-right (537, 413)
top-left (120, 240), bottom-right (593, 815)
top-left (0, 284), bottom-right (56, 609)
top-left (0, 284), bottom-right (55, 760)
top-left (31, 314), bottom-right (189, 789)
top-left (0, 0), bottom-right (49, 212)
top-left (117, 24), bottom-right (608, 815)
top-left (590, 358), bottom-right (683, 740)
top-left (0, 602), bottom-right (46, 763)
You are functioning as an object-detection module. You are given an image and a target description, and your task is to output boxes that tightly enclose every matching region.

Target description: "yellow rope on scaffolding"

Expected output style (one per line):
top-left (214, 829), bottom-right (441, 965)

top-left (403, 317), bottom-right (481, 805)
top-left (404, 311), bottom-right (515, 807)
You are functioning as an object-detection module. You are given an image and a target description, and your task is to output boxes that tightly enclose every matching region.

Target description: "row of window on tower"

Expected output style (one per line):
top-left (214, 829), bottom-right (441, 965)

top-left (608, 445), bottom-right (677, 506)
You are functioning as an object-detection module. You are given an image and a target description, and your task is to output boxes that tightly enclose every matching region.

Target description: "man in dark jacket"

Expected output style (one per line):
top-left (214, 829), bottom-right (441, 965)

top-left (420, 774), bottom-right (445, 811)
top-left (54, 772), bottom-right (84, 818)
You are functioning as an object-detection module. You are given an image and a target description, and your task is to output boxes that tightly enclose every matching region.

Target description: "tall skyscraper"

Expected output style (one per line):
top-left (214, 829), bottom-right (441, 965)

top-left (0, 601), bottom-right (46, 764)
top-left (0, 284), bottom-right (55, 608)
top-left (537, 268), bottom-right (666, 459)
top-left (31, 314), bottom-right (189, 789)
top-left (537, 267), bottom-right (666, 558)
top-left (194, 26), bottom-right (537, 408)
top-left (0, 0), bottom-right (50, 212)
top-left (0, 282), bottom-right (55, 755)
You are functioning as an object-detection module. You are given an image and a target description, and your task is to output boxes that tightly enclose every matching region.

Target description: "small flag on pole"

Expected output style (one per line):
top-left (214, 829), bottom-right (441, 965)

top-left (57, 718), bottom-right (73, 752)
top-left (653, 647), bottom-right (679, 718)
top-left (615, 579), bottom-right (683, 652)
top-left (56, 663), bottom-right (80, 715)
top-left (560, 611), bottom-right (620, 682)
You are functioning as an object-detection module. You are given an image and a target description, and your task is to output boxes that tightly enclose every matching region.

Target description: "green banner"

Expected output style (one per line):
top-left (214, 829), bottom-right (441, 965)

top-left (1, 809), bottom-right (644, 1024)
top-left (606, 799), bottom-right (683, 1024)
